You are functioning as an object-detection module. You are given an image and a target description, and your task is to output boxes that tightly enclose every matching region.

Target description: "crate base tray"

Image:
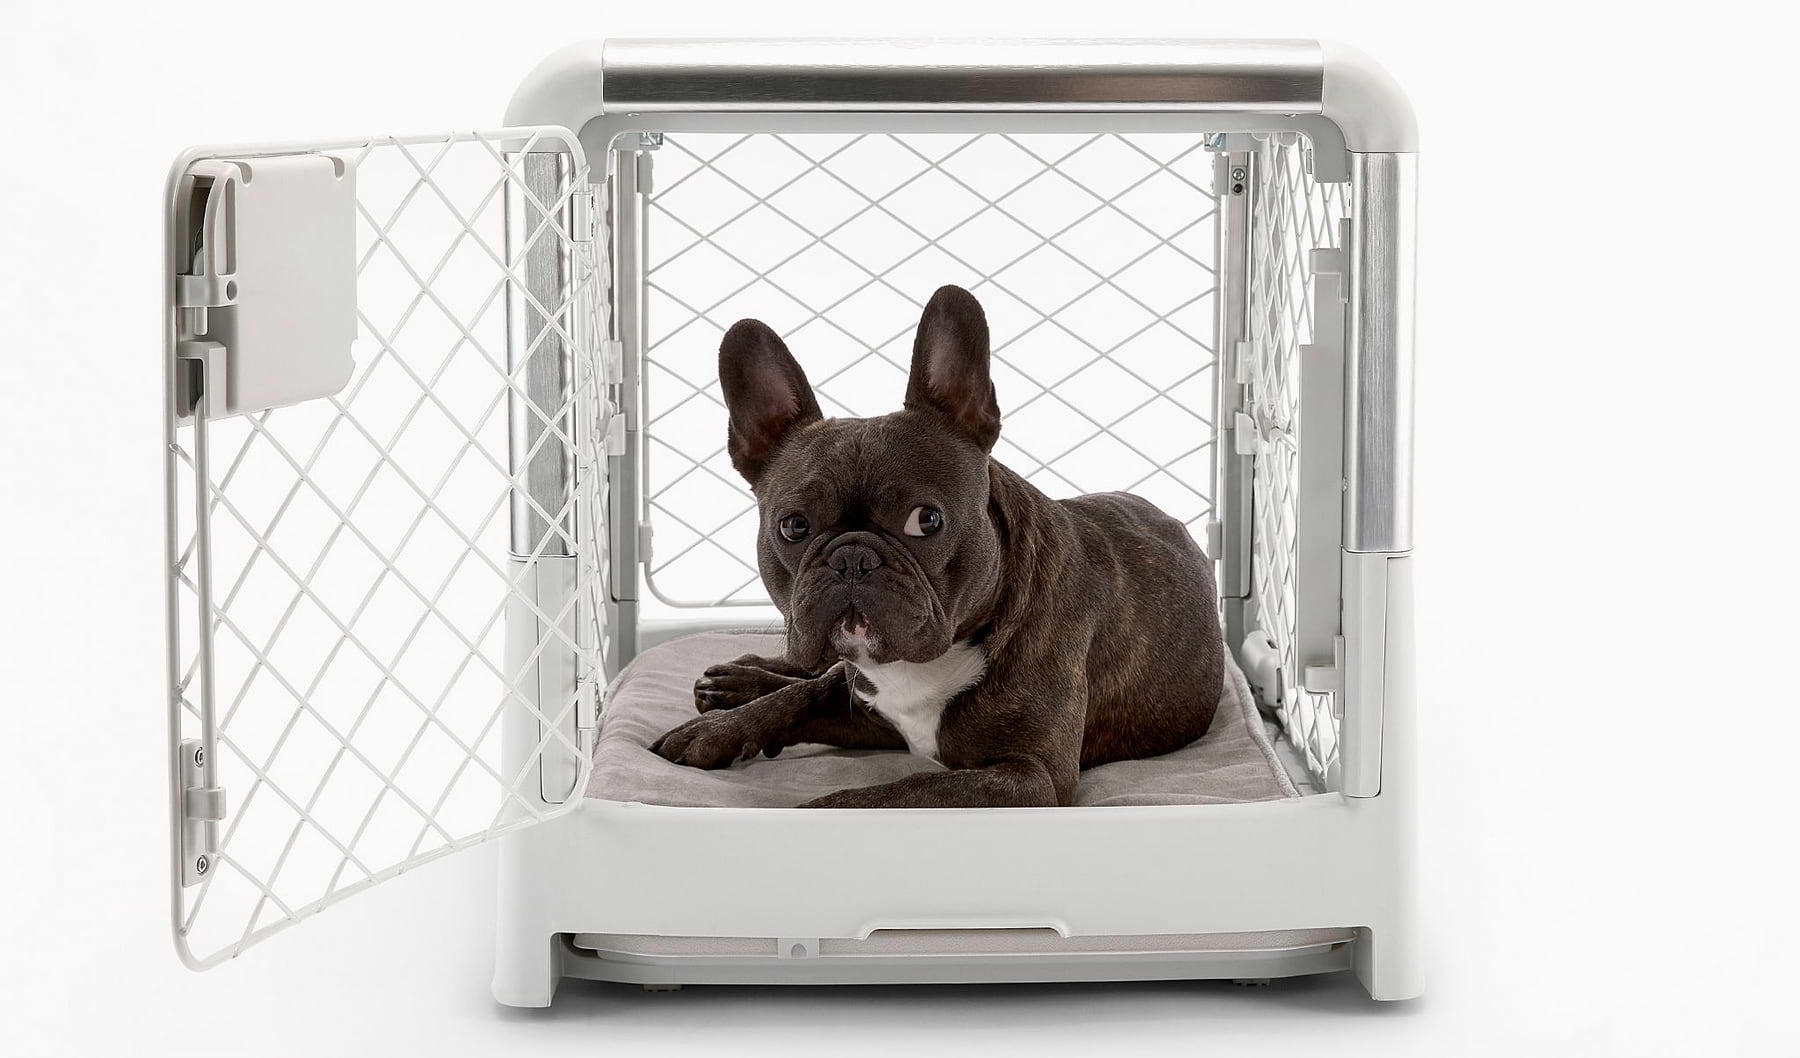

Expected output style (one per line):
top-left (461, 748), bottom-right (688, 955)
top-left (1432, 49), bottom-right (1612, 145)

top-left (585, 631), bottom-right (1299, 808)
top-left (562, 926), bottom-right (1357, 988)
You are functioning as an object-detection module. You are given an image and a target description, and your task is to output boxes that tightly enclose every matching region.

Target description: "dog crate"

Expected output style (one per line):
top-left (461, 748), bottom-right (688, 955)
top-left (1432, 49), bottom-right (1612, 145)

top-left (161, 39), bottom-right (1418, 1001)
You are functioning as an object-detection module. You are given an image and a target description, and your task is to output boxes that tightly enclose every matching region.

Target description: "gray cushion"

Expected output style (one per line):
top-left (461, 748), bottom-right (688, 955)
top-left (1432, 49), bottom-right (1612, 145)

top-left (585, 632), bottom-right (1298, 807)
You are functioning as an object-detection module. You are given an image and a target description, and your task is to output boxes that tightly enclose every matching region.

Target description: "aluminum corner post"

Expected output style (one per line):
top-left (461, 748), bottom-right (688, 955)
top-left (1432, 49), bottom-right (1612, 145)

top-left (1344, 152), bottom-right (1416, 555)
top-left (1213, 144), bottom-right (1255, 654)
top-left (503, 150), bottom-right (583, 804)
top-left (504, 151), bottom-right (579, 561)
top-left (606, 140), bottom-right (650, 671)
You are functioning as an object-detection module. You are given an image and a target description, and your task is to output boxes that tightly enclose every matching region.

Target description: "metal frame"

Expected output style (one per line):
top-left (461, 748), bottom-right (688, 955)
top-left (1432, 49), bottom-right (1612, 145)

top-left (1344, 152), bottom-right (1417, 553)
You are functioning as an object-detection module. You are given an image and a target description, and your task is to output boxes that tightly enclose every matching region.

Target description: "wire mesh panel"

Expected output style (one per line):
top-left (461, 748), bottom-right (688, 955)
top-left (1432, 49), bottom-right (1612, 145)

top-left (1243, 134), bottom-right (1348, 785)
top-left (639, 132), bottom-right (1221, 608)
top-left (164, 130), bottom-right (610, 966)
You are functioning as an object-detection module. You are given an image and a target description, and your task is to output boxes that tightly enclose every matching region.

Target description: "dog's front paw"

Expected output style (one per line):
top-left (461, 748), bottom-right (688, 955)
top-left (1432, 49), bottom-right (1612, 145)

top-left (693, 659), bottom-right (802, 712)
top-left (650, 710), bottom-right (774, 770)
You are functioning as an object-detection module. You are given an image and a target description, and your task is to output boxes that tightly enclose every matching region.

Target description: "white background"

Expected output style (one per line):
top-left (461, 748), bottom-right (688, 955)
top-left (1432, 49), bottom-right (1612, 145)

top-left (3, 2), bottom-right (1797, 1055)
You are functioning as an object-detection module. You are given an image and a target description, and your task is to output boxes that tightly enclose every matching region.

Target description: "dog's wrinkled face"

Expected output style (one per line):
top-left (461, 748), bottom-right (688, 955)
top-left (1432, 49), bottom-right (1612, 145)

top-left (719, 286), bottom-right (1004, 668)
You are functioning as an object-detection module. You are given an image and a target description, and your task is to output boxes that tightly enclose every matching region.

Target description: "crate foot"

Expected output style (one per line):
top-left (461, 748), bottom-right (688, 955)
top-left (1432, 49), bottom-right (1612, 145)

top-left (642, 983), bottom-right (683, 993)
top-left (1231, 978), bottom-right (1271, 987)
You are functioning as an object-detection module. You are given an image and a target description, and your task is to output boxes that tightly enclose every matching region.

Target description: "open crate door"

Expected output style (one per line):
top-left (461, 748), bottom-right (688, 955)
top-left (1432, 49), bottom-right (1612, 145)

top-left (161, 128), bottom-right (614, 968)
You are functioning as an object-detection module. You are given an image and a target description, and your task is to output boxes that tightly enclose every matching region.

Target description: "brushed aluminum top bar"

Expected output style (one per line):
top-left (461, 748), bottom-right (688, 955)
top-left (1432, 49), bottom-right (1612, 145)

top-left (599, 38), bottom-right (1323, 113)
top-left (507, 38), bottom-right (1415, 153)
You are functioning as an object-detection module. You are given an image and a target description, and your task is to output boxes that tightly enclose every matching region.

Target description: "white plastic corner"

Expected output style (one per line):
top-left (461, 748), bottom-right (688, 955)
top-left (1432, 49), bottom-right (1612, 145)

top-left (506, 39), bottom-right (609, 132)
top-left (1319, 41), bottom-right (1418, 154)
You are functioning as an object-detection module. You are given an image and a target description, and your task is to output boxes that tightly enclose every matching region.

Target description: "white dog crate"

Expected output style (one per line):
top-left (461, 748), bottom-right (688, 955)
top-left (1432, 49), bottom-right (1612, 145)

top-left (161, 39), bottom-right (1418, 1002)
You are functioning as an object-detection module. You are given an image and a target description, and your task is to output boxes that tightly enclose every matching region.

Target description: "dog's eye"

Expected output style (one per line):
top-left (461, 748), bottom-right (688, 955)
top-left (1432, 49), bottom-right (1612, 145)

top-left (778, 514), bottom-right (810, 542)
top-left (904, 506), bottom-right (944, 537)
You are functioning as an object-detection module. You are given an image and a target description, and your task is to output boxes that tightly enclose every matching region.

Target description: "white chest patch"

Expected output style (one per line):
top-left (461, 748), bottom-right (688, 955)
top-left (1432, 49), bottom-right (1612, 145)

top-left (850, 641), bottom-right (987, 761)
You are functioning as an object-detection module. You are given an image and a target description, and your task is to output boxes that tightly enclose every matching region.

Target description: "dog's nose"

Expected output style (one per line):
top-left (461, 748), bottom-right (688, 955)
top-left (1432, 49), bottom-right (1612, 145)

top-left (828, 542), bottom-right (883, 583)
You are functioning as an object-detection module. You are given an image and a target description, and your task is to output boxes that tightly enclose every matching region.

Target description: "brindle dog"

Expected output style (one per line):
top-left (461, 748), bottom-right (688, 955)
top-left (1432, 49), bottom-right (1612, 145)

top-left (651, 285), bottom-right (1223, 807)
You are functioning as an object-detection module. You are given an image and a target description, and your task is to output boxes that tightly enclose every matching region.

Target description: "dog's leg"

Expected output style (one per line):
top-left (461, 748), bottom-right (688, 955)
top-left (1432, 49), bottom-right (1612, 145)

top-left (778, 705), bottom-right (906, 753)
top-left (656, 666), bottom-right (905, 768)
top-left (693, 653), bottom-right (825, 712)
top-left (798, 759), bottom-right (1061, 808)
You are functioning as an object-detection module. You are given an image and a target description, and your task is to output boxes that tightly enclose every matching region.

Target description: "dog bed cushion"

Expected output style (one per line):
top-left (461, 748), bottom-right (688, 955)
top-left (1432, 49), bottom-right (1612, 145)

top-left (584, 632), bottom-right (1298, 807)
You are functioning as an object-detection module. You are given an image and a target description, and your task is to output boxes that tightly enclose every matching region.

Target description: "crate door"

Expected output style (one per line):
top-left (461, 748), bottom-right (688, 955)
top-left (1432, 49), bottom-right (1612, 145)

top-left (162, 128), bottom-right (614, 968)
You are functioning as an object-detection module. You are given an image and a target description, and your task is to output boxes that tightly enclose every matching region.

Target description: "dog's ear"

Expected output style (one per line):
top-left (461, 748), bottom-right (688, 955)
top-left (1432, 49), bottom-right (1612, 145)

top-left (904, 285), bottom-right (1002, 451)
top-left (719, 320), bottom-right (823, 485)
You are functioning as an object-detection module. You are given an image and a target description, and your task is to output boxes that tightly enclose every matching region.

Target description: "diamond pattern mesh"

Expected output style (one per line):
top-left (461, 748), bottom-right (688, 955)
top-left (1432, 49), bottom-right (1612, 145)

top-left (640, 132), bottom-right (1221, 607)
top-left (1244, 135), bottom-right (1348, 785)
top-left (167, 131), bottom-right (609, 966)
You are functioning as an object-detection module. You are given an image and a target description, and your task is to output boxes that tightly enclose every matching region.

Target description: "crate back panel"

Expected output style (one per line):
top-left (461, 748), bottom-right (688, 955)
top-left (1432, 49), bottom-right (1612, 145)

top-left (639, 132), bottom-right (1222, 609)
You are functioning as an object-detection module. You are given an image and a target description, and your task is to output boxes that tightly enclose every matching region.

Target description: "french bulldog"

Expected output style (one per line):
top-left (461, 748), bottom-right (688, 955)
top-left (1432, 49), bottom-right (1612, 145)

top-left (650, 285), bottom-right (1224, 807)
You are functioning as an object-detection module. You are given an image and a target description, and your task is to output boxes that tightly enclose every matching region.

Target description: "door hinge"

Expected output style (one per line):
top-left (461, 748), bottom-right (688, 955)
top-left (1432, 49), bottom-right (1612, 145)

top-left (602, 411), bottom-right (627, 458)
top-left (177, 340), bottom-right (228, 420)
top-left (1238, 631), bottom-right (1282, 710)
top-left (1232, 411), bottom-right (1258, 456)
top-left (1303, 635), bottom-right (1347, 701)
top-left (598, 338), bottom-right (629, 459)
top-left (177, 738), bottom-right (226, 888)
top-left (619, 133), bottom-right (661, 194)
top-left (571, 187), bottom-right (596, 243)
top-left (1212, 143), bottom-right (1255, 195)
top-left (576, 677), bottom-right (599, 730)
top-left (599, 339), bottom-right (624, 385)
top-left (635, 152), bottom-right (655, 195)
top-left (175, 272), bottom-right (239, 340)
top-left (637, 521), bottom-right (654, 564)
top-left (1311, 246), bottom-right (1348, 303)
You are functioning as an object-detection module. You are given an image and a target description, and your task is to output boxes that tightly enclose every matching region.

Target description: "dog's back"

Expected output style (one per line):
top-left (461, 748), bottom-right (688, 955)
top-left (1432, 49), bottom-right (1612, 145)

top-left (1055, 489), bottom-right (1225, 768)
